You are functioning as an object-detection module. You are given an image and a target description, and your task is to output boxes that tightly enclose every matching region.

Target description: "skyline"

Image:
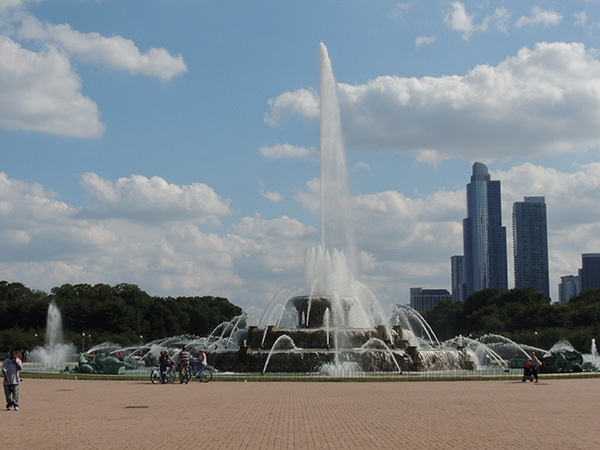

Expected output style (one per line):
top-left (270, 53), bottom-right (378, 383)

top-left (2, 1), bottom-right (600, 311)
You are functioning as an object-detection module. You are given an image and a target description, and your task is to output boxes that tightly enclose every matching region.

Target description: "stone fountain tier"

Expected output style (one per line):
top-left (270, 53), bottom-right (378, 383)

top-left (207, 347), bottom-right (412, 373)
top-left (203, 323), bottom-right (476, 373)
top-left (287, 295), bottom-right (355, 328)
top-left (245, 325), bottom-right (407, 350)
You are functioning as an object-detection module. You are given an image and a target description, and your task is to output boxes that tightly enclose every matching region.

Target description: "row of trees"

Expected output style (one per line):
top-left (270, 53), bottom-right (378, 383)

top-left (0, 281), bottom-right (243, 353)
top-left (422, 287), bottom-right (600, 353)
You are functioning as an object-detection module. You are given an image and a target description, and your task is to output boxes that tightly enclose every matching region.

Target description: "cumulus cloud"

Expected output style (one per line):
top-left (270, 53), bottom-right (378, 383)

top-left (0, 3), bottom-right (186, 137)
top-left (0, 171), bottom-right (312, 306)
top-left (260, 143), bottom-right (314, 159)
top-left (79, 173), bottom-right (232, 225)
top-left (267, 42), bottom-right (600, 162)
top-left (415, 35), bottom-right (436, 47)
top-left (495, 162), bottom-right (600, 228)
top-left (0, 171), bottom-right (114, 265)
top-left (0, 36), bottom-right (105, 137)
top-left (264, 88), bottom-right (319, 125)
top-left (516, 6), bottom-right (563, 28)
top-left (18, 17), bottom-right (187, 81)
top-left (260, 189), bottom-right (284, 203)
top-left (444, 2), bottom-right (510, 40)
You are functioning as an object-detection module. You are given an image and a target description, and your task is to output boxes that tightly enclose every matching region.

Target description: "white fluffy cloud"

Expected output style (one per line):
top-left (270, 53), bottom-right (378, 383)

top-left (18, 17), bottom-right (187, 81)
top-left (0, 171), bottom-right (310, 306)
top-left (79, 173), bottom-right (232, 225)
top-left (267, 42), bottom-right (600, 162)
top-left (260, 143), bottom-right (314, 159)
top-left (0, 36), bottom-right (105, 137)
top-left (264, 88), bottom-right (319, 125)
top-left (415, 35), bottom-right (436, 47)
top-left (0, 3), bottom-right (186, 137)
top-left (444, 2), bottom-right (510, 40)
top-left (260, 189), bottom-right (284, 203)
top-left (516, 7), bottom-right (563, 28)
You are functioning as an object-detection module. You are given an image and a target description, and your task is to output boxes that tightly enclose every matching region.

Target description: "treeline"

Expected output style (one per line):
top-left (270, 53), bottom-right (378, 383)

top-left (422, 287), bottom-right (600, 353)
top-left (0, 281), bottom-right (243, 352)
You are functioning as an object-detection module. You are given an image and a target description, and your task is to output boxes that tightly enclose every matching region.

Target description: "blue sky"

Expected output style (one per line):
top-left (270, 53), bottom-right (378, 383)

top-left (2, 0), bottom-right (600, 311)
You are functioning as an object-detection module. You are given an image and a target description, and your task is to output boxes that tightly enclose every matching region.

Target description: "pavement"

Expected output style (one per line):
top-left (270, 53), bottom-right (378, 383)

top-left (2, 377), bottom-right (599, 449)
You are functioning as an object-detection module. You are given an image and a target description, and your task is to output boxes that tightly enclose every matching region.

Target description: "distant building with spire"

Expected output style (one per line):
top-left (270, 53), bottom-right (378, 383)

top-left (462, 162), bottom-right (508, 298)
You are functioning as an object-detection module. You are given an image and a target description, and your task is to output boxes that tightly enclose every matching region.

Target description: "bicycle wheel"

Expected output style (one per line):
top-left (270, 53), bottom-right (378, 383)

top-left (167, 370), bottom-right (175, 384)
top-left (150, 370), bottom-right (161, 384)
top-left (199, 369), bottom-right (213, 383)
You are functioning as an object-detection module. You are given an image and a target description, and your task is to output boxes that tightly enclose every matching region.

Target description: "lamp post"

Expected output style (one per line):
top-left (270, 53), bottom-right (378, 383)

top-left (82, 332), bottom-right (86, 354)
top-left (534, 331), bottom-right (538, 348)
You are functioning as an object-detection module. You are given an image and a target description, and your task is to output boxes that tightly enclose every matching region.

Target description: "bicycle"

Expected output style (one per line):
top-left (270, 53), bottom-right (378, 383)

top-left (150, 366), bottom-right (175, 384)
top-left (181, 364), bottom-right (213, 383)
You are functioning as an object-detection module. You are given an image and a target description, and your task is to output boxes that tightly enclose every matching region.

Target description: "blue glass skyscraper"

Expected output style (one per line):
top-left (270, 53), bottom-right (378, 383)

top-left (463, 162), bottom-right (508, 298)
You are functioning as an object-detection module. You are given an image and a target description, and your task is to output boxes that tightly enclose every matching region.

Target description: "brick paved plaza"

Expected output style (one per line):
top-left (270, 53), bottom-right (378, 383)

top-left (2, 377), bottom-right (599, 449)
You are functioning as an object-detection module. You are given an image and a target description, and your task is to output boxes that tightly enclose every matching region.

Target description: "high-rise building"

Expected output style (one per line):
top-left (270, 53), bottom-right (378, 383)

top-left (581, 253), bottom-right (600, 291)
top-left (512, 197), bottom-right (550, 297)
top-left (410, 287), bottom-right (452, 312)
top-left (559, 275), bottom-right (580, 303)
top-left (450, 255), bottom-right (465, 301)
top-left (463, 162), bottom-right (508, 298)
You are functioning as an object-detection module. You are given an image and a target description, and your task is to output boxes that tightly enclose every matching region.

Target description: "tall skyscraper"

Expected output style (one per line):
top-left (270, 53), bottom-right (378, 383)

top-left (463, 162), bottom-right (508, 298)
top-left (581, 253), bottom-right (600, 291)
top-left (513, 197), bottom-right (550, 297)
top-left (450, 255), bottom-right (465, 301)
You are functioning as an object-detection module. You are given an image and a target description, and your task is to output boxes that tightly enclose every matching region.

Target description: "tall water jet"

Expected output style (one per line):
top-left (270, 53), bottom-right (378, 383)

top-left (30, 301), bottom-right (76, 364)
top-left (45, 300), bottom-right (64, 348)
top-left (317, 41), bottom-right (357, 280)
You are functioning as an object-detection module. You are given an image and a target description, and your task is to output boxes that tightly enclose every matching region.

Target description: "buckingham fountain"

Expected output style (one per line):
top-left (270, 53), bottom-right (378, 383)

top-left (195, 43), bottom-right (474, 375)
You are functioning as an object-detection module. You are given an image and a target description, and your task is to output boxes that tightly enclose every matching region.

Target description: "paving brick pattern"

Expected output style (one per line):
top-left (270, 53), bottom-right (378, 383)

top-left (2, 378), bottom-right (599, 449)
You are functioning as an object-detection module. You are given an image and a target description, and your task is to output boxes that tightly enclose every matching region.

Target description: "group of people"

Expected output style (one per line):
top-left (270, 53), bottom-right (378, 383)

top-left (3, 349), bottom-right (23, 411)
top-left (158, 348), bottom-right (206, 383)
top-left (522, 351), bottom-right (542, 383)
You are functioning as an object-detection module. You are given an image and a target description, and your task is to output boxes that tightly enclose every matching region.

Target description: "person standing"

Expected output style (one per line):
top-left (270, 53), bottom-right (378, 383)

top-left (3, 350), bottom-right (23, 410)
top-left (176, 348), bottom-right (191, 383)
top-left (530, 351), bottom-right (542, 383)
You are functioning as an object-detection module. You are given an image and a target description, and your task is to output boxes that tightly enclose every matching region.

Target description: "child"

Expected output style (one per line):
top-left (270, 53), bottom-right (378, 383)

top-left (522, 361), bottom-right (533, 382)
